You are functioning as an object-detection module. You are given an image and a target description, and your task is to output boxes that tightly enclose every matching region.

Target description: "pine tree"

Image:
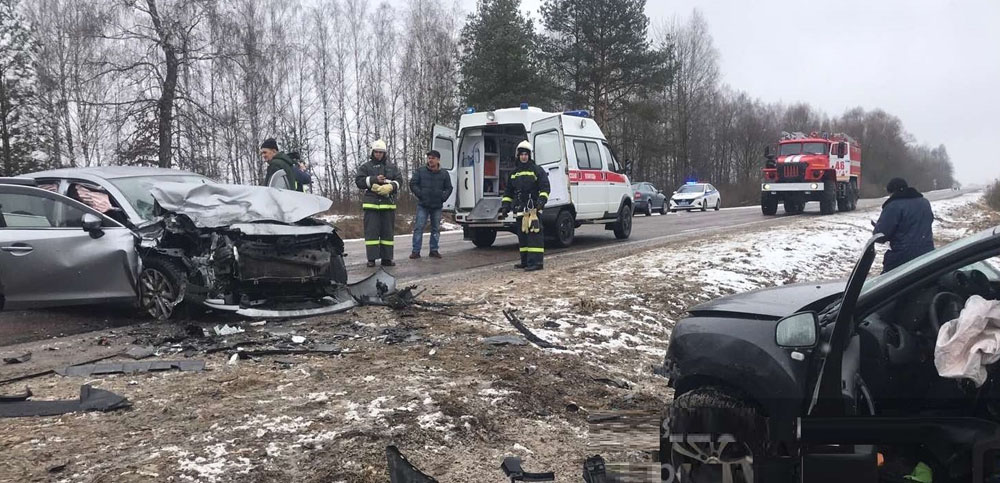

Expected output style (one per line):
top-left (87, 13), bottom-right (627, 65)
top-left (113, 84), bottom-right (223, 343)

top-left (0, 0), bottom-right (46, 176)
top-left (458, 0), bottom-right (555, 111)
top-left (540, 0), bottom-right (671, 127)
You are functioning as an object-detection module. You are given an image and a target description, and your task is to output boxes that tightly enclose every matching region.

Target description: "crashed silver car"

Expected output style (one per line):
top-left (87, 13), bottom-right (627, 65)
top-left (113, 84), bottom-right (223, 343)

top-left (9, 167), bottom-right (350, 319)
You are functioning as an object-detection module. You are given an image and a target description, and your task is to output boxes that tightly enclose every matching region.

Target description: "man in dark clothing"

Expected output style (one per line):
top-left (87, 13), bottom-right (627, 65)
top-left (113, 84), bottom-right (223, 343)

top-left (873, 177), bottom-right (935, 273)
top-left (260, 138), bottom-right (302, 191)
top-left (355, 139), bottom-right (401, 267)
top-left (289, 152), bottom-right (312, 191)
top-left (499, 140), bottom-right (550, 271)
top-left (409, 150), bottom-right (453, 259)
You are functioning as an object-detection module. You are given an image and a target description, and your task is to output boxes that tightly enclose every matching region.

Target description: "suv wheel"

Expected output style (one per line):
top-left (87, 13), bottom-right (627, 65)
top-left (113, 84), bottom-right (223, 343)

top-left (552, 210), bottom-right (575, 248)
top-left (667, 386), bottom-right (760, 483)
top-left (613, 204), bottom-right (632, 239)
top-left (471, 228), bottom-right (497, 248)
top-left (140, 257), bottom-right (187, 320)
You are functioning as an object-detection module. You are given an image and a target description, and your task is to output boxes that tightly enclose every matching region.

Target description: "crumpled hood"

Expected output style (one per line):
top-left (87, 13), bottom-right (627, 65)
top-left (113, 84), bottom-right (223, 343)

top-left (689, 280), bottom-right (845, 319)
top-left (150, 183), bottom-right (332, 228)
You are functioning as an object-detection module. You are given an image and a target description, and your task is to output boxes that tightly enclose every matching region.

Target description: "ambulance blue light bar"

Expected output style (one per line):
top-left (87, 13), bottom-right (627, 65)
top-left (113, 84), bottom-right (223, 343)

top-left (520, 102), bottom-right (529, 110)
top-left (465, 107), bottom-right (476, 114)
top-left (563, 110), bottom-right (590, 118)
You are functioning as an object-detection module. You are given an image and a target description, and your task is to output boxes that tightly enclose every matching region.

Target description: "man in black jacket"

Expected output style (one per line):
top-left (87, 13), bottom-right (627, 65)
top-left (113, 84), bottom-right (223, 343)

top-left (873, 177), bottom-right (935, 273)
top-left (355, 139), bottom-right (401, 267)
top-left (499, 140), bottom-right (550, 271)
top-left (409, 150), bottom-right (453, 259)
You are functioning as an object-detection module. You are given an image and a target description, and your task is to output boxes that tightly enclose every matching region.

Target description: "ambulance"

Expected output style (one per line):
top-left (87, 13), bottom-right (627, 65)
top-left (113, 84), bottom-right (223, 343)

top-left (431, 104), bottom-right (634, 248)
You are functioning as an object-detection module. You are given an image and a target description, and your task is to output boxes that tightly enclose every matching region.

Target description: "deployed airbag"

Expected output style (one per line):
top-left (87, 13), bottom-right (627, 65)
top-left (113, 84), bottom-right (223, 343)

top-left (150, 183), bottom-right (332, 227)
top-left (934, 295), bottom-right (1000, 386)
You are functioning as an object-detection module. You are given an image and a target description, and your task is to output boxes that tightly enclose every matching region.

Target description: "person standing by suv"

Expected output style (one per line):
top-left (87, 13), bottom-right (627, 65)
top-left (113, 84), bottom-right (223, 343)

top-left (873, 177), bottom-right (934, 273)
top-left (499, 141), bottom-right (549, 271)
top-left (409, 150), bottom-right (453, 259)
top-left (356, 139), bottom-right (401, 267)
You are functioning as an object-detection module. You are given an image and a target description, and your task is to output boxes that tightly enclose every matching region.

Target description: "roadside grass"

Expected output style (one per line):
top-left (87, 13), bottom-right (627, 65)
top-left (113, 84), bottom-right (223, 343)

top-left (986, 179), bottom-right (1000, 211)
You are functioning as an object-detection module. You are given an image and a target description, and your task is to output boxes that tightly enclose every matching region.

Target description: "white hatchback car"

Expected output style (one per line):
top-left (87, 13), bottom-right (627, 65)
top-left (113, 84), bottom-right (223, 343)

top-left (669, 182), bottom-right (722, 212)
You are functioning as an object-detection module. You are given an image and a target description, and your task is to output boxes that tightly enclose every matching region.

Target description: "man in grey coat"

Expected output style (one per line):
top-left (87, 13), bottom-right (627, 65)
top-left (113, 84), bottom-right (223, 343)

top-left (409, 150), bottom-right (453, 259)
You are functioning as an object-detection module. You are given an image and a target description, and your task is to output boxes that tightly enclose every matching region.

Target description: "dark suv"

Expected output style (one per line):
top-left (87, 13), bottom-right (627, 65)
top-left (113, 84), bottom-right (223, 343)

top-left (663, 226), bottom-right (1000, 482)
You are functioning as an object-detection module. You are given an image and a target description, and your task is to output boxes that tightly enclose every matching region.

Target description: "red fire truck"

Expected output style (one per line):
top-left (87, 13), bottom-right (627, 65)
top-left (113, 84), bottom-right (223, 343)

top-left (760, 131), bottom-right (862, 215)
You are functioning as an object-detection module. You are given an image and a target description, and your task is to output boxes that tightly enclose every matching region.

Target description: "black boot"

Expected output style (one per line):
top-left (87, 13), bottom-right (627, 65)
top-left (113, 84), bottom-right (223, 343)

top-left (514, 253), bottom-right (527, 269)
top-left (524, 264), bottom-right (543, 272)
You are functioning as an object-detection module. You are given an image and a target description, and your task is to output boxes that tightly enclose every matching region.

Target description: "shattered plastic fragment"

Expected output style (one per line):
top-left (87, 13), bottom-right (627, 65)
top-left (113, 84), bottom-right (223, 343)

top-left (213, 324), bottom-right (245, 336)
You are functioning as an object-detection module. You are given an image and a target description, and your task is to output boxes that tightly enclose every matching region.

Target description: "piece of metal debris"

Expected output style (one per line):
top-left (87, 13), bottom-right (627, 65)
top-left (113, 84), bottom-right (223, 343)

top-left (386, 445), bottom-right (438, 483)
top-left (502, 310), bottom-right (567, 350)
top-left (124, 346), bottom-right (156, 360)
top-left (213, 324), bottom-right (245, 336)
top-left (56, 360), bottom-right (206, 377)
top-left (349, 268), bottom-right (397, 304)
top-left (0, 387), bottom-right (32, 402)
top-left (47, 462), bottom-right (68, 473)
top-left (0, 385), bottom-right (131, 418)
top-left (483, 335), bottom-right (529, 346)
top-left (3, 352), bottom-right (31, 364)
top-left (290, 336), bottom-right (307, 344)
top-left (500, 456), bottom-right (555, 482)
top-left (593, 378), bottom-right (630, 390)
top-left (234, 345), bottom-right (341, 358)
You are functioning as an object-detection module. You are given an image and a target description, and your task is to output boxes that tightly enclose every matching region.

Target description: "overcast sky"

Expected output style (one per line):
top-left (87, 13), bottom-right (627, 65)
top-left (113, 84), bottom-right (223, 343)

top-left (443, 0), bottom-right (1000, 185)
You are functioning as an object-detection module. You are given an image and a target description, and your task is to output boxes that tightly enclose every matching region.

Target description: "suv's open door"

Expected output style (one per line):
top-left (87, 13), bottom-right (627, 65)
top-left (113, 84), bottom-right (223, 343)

top-left (529, 116), bottom-right (570, 206)
top-left (432, 125), bottom-right (459, 212)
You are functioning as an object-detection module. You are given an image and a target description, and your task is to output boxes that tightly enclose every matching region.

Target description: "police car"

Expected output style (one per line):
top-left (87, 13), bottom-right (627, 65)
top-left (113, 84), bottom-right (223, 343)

top-left (669, 182), bottom-right (722, 212)
top-left (431, 104), bottom-right (634, 248)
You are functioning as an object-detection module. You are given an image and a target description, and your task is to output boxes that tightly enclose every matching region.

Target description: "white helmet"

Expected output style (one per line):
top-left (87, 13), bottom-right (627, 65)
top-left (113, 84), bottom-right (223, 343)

top-left (516, 140), bottom-right (532, 153)
top-left (371, 139), bottom-right (387, 152)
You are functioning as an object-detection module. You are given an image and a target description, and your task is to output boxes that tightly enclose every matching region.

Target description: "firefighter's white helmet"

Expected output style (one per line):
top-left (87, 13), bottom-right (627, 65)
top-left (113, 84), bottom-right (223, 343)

top-left (371, 139), bottom-right (387, 152)
top-left (516, 140), bottom-right (532, 153)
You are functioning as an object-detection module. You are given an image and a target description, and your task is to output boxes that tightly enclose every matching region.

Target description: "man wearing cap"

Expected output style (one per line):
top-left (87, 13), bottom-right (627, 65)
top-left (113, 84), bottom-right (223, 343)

top-left (355, 139), bottom-right (401, 267)
top-left (409, 150), bottom-right (453, 259)
top-left (260, 138), bottom-right (302, 191)
top-left (873, 177), bottom-right (934, 273)
top-left (498, 140), bottom-right (550, 271)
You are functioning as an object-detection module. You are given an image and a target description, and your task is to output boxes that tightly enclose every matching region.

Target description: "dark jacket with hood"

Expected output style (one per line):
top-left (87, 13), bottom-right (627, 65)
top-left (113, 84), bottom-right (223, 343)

top-left (355, 153), bottom-right (402, 208)
top-left (409, 165), bottom-right (453, 210)
top-left (874, 186), bottom-right (935, 272)
top-left (265, 152), bottom-right (301, 191)
top-left (501, 158), bottom-right (551, 213)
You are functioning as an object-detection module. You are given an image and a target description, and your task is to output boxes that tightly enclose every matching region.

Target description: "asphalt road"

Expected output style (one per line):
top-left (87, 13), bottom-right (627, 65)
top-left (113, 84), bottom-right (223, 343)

top-left (345, 189), bottom-right (970, 283)
top-left (0, 189), bottom-right (971, 347)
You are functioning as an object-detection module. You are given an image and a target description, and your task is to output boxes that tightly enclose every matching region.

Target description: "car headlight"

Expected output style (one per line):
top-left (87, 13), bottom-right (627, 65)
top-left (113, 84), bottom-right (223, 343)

top-left (763, 183), bottom-right (771, 190)
top-left (810, 183), bottom-right (819, 190)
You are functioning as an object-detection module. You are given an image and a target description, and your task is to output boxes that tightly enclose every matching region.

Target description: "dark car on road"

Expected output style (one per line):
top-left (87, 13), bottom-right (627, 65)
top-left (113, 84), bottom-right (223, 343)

top-left (633, 182), bottom-right (668, 216)
top-left (663, 226), bottom-right (1000, 482)
top-left (2, 167), bottom-right (349, 319)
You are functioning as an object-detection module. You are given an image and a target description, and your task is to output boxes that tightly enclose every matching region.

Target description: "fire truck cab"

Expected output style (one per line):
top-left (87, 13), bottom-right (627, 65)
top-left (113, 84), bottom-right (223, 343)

top-left (431, 105), bottom-right (634, 248)
top-left (761, 131), bottom-right (862, 215)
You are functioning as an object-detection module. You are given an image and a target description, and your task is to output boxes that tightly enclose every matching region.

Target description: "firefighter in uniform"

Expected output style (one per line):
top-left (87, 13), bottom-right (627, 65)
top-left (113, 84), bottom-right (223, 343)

top-left (355, 139), bottom-right (401, 267)
top-left (499, 140), bottom-right (550, 271)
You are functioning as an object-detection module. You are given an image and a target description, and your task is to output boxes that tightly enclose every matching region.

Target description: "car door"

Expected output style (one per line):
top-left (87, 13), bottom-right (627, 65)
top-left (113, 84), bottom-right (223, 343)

top-left (530, 116), bottom-right (570, 207)
top-left (432, 125), bottom-right (459, 211)
top-left (0, 185), bottom-right (139, 310)
top-left (570, 138), bottom-right (606, 218)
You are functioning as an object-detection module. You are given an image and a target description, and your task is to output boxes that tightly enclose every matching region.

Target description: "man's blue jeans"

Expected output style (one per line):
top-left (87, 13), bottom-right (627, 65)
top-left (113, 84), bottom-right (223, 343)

top-left (412, 205), bottom-right (442, 254)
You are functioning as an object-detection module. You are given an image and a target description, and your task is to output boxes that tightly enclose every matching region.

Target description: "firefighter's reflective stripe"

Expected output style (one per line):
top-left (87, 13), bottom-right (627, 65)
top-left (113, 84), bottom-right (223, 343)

top-left (362, 203), bottom-right (397, 210)
top-left (502, 196), bottom-right (513, 203)
top-left (365, 240), bottom-right (380, 245)
top-left (538, 191), bottom-right (549, 199)
top-left (380, 240), bottom-right (394, 246)
top-left (519, 247), bottom-right (544, 253)
top-left (510, 171), bottom-right (537, 180)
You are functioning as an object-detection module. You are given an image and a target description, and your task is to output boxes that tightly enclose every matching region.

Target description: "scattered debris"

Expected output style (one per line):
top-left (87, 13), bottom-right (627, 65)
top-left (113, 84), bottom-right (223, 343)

top-left (502, 310), bottom-right (567, 350)
top-left (523, 365), bottom-right (537, 376)
top-left (0, 353), bottom-right (121, 385)
top-left (386, 445), bottom-right (439, 483)
top-left (290, 336), bottom-right (307, 344)
top-left (124, 346), bottom-right (156, 360)
top-left (249, 321), bottom-right (268, 326)
top-left (582, 455), bottom-right (610, 483)
top-left (213, 324), bottom-right (245, 336)
top-left (228, 354), bottom-right (239, 365)
top-left (0, 387), bottom-right (32, 402)
top-left (233, 345), bottom-right (341, 358)
top-left (0, 385), bottom-right (130, 418)
top-left (349, 268), bottom-right (397, 305)
top-left (592, 377), bottom-right (630, 390)
top-left (2, 352), bottom-right (31, 364)
top-left (56, 360), bottom-right (206, 377)
top-left (566, 402), bottom-right (580, 413)
top-left (47, 462), bottom-right (68, 473)
top-left (379, 326), bottom-right (424, 345)
top-left (482, 335), bottom-right (529, 347)
top-left (500, 456), bottom-right (555, 482)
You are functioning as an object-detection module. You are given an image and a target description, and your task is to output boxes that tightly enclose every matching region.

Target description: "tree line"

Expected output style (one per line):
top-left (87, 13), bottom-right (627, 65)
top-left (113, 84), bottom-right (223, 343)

top-left (0, 0), bottom-right (955, 208)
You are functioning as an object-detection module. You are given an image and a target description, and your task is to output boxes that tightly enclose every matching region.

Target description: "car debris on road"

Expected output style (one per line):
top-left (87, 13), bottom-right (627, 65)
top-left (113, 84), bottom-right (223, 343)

top-left (0, 385), bottom-right (130, 418)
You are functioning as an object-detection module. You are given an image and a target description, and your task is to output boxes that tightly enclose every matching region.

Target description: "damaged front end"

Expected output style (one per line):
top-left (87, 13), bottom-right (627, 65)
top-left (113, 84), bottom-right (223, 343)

top-left (134, 183), bottom-right (350, 319)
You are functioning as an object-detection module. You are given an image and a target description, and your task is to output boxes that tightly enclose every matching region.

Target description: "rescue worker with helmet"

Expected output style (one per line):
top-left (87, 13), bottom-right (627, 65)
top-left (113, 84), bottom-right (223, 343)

top-left (355, 139), bottom-right (401, 267)
top-left (499, 140), bottom-right (550, 271)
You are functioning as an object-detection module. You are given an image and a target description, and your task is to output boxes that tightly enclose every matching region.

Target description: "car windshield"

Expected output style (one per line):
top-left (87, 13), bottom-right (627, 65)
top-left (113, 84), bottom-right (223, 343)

top-left (108, 175), bottom-right (211, 221)
top-left (779, 143), bottom-right (801, 155)
top-left (677, 184), bottom-right (704, 194)
top-left (862, 227), bottom-right (1000, 294)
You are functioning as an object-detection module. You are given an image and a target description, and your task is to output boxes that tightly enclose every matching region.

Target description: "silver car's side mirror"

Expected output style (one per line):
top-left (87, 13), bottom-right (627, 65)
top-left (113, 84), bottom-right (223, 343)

top-left (776, 312), bottom-right (819, 348)
top-left (81, 213), bottom-right (104, 238)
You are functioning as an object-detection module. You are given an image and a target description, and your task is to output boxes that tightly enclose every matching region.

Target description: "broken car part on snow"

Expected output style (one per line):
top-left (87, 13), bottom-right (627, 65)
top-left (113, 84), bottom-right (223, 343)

top-left (0, 385), bottom-right (130, 418)
top-left (55, 360), bottom-right (206, 377)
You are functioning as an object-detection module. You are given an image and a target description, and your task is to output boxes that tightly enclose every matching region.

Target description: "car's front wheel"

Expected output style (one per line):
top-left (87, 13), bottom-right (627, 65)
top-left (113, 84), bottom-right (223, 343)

top-left (139, 257), bottom-right (187, 320)
top-left (667, 386), bottom-right (760, 483)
